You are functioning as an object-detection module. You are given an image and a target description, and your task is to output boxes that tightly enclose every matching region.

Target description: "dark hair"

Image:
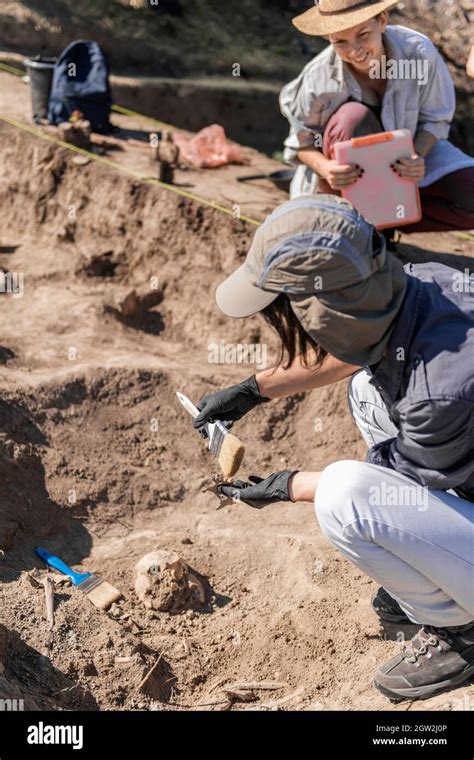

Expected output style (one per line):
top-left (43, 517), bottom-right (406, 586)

top-left (261, 293), bottom-right (328, 370)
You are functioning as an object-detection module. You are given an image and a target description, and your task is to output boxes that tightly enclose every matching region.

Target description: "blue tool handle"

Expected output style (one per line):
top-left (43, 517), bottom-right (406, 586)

top-left (35, 547), bottom-right (91, 586)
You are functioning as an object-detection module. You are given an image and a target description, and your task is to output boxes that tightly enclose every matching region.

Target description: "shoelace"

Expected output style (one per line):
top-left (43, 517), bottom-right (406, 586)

top-left (402, 627), bottom-right (448, 664)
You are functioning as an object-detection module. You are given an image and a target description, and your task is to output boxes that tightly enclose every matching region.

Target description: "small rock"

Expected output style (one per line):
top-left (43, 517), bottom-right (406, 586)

top-left (80, 660), bottom-right (97, 677)
top-left (72, 155), bottom-right (91, 167)
top-left (58, 119), bottom-right (91, 148)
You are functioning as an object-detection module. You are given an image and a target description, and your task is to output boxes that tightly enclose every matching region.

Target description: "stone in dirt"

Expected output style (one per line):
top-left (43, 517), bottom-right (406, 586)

top-left (57, 120), bottom-right (92, 149)
top-left (113, 288), bottom-right (163, 318)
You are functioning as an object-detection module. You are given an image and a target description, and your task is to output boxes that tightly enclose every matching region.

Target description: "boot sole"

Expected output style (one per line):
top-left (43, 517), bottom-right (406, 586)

top-left (371, 591), bottom-right (411, 624)
top-left (373, 608), bottom-right (411, 624)
top-left (374, 662), bottom-right (474, 701)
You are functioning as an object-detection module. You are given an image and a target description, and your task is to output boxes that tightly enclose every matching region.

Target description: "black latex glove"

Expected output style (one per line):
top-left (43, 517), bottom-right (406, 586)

top-left (192, 375), bottom-right (270, 431)
top-left (217, 470), bottom-right (298, 508)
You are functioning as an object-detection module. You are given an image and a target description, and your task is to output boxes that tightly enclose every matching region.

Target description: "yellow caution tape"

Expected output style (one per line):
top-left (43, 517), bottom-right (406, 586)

top-left (0, 62), bottom-right (26, 77)
top-left (0, 62), bottom-right (172, 128)
top-left (0, 62), bottom-right (261, 226)
top-left (0, 112), bottom-right (260, 226)
top-left (110, 103), bottom-right (173, 130)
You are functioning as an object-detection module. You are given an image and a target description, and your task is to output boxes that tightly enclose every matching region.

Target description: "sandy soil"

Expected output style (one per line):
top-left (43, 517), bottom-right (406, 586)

top-left (0, 71), bottom-right (473, 712)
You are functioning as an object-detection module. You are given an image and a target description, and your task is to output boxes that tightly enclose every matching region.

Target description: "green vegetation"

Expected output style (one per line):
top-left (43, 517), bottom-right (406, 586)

top-left (0, 0), bottom-right (323, 80)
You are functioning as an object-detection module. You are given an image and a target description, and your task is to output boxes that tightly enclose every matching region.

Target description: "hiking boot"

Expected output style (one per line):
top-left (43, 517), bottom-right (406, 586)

top-left (371, 587), bottom-right (410, 623)
top-left (374, 622), bottom-right (474, 701)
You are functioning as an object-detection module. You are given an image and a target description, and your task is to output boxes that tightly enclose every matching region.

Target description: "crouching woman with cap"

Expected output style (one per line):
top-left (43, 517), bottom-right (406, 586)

top-left (193, 194), bottom-right (474, 702)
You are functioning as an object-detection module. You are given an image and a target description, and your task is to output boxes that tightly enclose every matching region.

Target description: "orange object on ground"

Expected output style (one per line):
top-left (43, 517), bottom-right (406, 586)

top-left (174, 124), bottom-right (245, 168)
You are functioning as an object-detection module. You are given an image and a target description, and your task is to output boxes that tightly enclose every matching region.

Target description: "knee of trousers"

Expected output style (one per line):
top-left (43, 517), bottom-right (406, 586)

top-left (450, 169), bottom-right (474, 213)
top-left (326, 101), bottom-right (379, 134)
top-left (315, 460), bottom-right (371, 538)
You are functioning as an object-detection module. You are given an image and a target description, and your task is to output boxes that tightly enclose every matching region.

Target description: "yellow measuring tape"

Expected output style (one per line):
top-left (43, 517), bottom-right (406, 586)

top-left (0, 62), bottom-right (25, 77)
top-left (110, 103), bottom-right (173, 130)
top-left (0, 62), bottom-right (260, 226)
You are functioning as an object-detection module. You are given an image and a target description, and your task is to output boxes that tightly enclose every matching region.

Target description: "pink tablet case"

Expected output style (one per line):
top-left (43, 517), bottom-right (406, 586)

top-left (333, 129), bottom-right (422, 230)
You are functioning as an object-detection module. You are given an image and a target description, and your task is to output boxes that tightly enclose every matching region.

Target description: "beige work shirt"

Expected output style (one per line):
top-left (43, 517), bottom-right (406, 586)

top-left (280, 25), bottom-right (474, 197)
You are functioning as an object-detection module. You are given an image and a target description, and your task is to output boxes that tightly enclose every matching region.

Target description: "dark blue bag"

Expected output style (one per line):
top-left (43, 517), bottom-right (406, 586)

top-left (48, 40), bottom-right (112, 133)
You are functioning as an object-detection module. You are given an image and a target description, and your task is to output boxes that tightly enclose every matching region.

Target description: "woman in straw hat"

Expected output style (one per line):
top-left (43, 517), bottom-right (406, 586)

top-left (279, 1), bottom-right (474, 243)
top-left (193, 194), bottom-right (474, 702)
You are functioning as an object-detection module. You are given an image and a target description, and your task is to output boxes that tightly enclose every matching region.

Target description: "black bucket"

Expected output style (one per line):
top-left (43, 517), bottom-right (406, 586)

top-left (24, 56), bottom-right (57, 123)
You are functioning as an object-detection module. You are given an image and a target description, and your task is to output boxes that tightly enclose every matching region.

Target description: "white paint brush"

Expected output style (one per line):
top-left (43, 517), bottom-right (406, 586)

top-left (176, 391), bottom-right (245, 479)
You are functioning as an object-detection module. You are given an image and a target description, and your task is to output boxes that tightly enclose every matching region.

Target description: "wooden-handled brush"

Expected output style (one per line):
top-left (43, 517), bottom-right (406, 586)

top-left (176, 391), bottom-right (245, 479)
top-left (36, 547), bottom-right (123, 611)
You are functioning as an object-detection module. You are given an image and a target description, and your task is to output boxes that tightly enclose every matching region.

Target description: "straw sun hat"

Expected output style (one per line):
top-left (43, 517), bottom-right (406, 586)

top-left (293, 0), bottom-right (398, 36)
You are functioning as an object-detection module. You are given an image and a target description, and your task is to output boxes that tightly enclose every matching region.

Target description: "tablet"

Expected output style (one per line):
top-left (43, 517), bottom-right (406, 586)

top-left (333, 129), bottom-right (422, 229)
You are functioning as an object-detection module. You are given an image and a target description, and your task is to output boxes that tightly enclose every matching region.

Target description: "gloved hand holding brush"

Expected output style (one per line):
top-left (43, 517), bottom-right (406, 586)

top-left (217, 470), bottom-right (298, 508)
top-left (192, 375), bottom-right (270, 430)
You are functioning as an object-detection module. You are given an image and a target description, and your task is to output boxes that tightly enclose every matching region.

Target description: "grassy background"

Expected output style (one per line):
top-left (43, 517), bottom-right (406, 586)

top-left (0, 0), bottom-right (324, 80)
top-left (0, 1), bottom-right (472, 153)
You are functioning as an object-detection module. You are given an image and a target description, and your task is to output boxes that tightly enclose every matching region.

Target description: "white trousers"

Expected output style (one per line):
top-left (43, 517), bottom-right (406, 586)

top-left (314, 369), bottom-right (474, 626)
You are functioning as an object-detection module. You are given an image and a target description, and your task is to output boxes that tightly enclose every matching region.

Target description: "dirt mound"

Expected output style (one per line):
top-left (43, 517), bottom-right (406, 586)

top-left (0, 122), bottom-right (473, 712)
top-left (0, 412), bottom-right (68, 553)
top-left (0, 126), bottom-right (259, 351)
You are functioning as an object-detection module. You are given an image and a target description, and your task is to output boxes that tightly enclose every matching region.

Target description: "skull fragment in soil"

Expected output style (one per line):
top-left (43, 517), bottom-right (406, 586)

top-left (134, 550), bottom-right (205, 612)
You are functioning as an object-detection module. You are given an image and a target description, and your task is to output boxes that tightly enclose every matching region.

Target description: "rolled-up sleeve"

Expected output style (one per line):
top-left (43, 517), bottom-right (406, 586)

top-left (279, 69), bottom-right (325, 165)
top-left (366, 398), bottom-right (473, 491)
top-left (416, 47), bottom-right (455, 141)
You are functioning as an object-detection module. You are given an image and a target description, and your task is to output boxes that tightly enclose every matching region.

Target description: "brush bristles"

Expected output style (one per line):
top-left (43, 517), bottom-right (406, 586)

top-left (79, 575), bottom-right (123, 610)
top-left (218, 433), bottom-right (245, 479)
